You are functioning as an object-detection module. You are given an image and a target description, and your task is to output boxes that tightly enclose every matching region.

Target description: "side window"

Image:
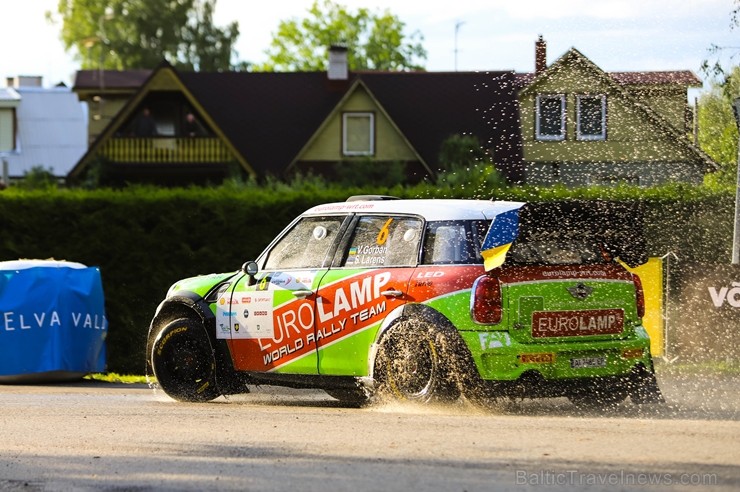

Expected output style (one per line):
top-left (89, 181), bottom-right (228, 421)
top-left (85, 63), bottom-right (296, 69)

top-left (422, 220), bottom-right (488, 265)
top-left (342, 216), bottom-right (422, 267)
top-left (264, 216), bottom-right (345, 270)
top-left (536, 94), bottom-right (566, 141)
top-left (576, 94), bottom-right (606, 141)
top-left (342, 112), bottom-right (375, 156)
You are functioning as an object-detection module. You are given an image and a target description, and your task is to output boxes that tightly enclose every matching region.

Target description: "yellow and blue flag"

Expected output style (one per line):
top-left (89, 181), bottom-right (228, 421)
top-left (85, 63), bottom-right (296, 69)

top-left (481, 205), bottom-right (523, 271)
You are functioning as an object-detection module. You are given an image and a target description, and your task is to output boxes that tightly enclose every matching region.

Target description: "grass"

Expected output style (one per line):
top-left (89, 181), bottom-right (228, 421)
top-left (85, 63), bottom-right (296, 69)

top-left (84, 373), bottom-right (152, 384)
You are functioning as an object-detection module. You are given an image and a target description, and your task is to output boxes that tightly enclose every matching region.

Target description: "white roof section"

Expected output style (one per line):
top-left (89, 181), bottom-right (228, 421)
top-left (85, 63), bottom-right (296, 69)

top-left (0, 88), bottom-right (20, 107)
top-left (2, 86), bottom-right (87, 178)
top-left (0, 259), bottom-right (88, 270)
top-left (303, 198), bottom-right (526, 222)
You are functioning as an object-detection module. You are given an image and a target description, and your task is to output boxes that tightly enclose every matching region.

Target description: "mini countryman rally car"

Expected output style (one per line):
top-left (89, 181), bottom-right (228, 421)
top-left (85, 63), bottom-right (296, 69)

top-left (147, 196), bottom-right (663, 407)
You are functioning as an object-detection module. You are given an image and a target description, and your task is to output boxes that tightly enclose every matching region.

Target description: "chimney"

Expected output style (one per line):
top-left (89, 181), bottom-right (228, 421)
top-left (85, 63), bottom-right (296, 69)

top-left (328, 45), bottom-right (348, 81)
top-left (535, 35), bottom-right (547, 75)
top-left (6, 75), bottom-right (43, 88)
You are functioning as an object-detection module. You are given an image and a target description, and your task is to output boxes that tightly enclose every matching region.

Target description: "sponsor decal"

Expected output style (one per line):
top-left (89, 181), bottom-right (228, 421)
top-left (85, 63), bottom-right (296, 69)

top-left (519, 353), bottom-right (555, 364)
top-left (310, 203), bottom-right (377, 213)
top-left (567, 283), bottom-right (594, 300)
top-left (230, 270), bottom-right (397, 371)
top-left (156, 325), bottom-right (187, 356)
top-left (479, 332), bottom-right (512, 350)
top-left (376, 218), bottom-right (393, 245)
top-left (500, 264), bottom-right (631, 284)
top-left (2, 311), bottom-right (107, 332)
top-left (216, 291), bottom-right (275, 339)
top-left (532, 309), bottom-right (624, 338)
top-left (708, 282), bottom-right (740, 308)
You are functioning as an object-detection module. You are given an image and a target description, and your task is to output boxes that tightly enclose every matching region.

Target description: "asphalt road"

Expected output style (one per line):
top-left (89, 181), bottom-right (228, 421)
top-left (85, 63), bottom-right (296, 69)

top-left (0, 367), bottom-right (738, 492)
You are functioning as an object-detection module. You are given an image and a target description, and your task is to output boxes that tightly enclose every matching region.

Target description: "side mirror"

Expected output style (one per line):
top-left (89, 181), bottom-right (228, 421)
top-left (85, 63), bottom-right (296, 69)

top-left (241, 260), bottom-right (259, 277)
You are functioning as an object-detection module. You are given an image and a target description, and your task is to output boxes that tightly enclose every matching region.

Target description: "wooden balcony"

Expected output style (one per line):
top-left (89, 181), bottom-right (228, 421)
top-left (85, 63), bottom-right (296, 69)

top-left (100, 137), bottom-right (233, 163)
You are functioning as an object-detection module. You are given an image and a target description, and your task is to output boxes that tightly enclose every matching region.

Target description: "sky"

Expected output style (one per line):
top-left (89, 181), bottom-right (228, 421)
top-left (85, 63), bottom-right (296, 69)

top-left (2, 0), bottom-right (737, 98)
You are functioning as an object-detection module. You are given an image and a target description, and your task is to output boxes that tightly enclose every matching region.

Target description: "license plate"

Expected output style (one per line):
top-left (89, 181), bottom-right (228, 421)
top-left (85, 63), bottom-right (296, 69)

top-left (570, 357), bottom-right (606, 369)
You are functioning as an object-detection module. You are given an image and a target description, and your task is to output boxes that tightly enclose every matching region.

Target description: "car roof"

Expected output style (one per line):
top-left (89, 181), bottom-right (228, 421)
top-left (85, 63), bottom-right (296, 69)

top-left (302, 198), bottom-right (526, 222)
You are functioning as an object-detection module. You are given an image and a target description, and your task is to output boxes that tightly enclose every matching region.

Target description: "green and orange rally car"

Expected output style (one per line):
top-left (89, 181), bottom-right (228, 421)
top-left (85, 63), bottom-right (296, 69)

top-left (146, 196), bottom-right (663, 406)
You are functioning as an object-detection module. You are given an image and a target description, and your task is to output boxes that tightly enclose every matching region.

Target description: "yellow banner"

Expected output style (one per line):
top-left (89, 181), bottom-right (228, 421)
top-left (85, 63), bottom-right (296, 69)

top-left (625, 257), bottom-right (664, 356)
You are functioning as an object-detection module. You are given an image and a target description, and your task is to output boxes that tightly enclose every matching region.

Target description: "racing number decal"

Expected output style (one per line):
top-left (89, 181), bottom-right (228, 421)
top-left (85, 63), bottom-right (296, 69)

top-left (376, 218), bottom-right (393, 245)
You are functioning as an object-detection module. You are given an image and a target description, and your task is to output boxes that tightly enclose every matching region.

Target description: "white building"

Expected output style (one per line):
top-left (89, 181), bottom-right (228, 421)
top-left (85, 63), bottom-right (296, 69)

top-left (1, 76), bottom-right (87, 185)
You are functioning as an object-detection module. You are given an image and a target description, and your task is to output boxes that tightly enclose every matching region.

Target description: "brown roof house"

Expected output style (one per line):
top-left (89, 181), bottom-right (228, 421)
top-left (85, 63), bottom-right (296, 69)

top-left (515, 36), bottom-right (716, 186)
top-left (69, 47), bottom-right (524, 186)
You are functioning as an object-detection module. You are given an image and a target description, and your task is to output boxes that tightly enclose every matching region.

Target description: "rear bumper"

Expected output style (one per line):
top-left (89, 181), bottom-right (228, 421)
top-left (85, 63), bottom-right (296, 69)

top-left (474, 363), bottom-right (662, 402)
top-left (463, 326), bottom-right (654, 382)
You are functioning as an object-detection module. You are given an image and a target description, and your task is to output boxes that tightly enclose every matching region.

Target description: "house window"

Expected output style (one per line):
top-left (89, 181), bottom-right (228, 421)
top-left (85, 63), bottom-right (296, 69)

top-left (343, 112), bottom-right (374, 156)
top-left (535, 95), bottom-right (565, 141)
top-left (0, 108), bottom-right (16, 152)
top-left (577, 95), bottom-right (606, 140)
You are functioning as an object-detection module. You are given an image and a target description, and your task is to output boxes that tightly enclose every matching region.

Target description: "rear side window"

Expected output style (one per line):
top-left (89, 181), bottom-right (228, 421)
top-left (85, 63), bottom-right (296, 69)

top-left (341, 216), bottom-right (423, 267)
top-left (422, 220), bottom-right (488, 265)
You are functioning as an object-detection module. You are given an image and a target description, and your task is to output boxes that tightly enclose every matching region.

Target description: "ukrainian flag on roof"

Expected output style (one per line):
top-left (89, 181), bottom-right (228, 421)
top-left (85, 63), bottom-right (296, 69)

top-left (481, 204), bottom-right (524, 271)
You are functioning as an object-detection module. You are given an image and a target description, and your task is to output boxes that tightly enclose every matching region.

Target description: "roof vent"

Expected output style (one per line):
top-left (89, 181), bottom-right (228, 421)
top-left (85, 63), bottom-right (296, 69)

top-left (346, 195), bottom-right (400, 202)
top-left (328, 45), bottom-right (348, 80)
top-left (6, 76), bottom-right (43, 88)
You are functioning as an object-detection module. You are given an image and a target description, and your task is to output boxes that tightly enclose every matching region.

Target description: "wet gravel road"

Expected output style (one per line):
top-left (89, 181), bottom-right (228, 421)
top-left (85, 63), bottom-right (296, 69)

top-left (1, 366), bottom-right (738, 491)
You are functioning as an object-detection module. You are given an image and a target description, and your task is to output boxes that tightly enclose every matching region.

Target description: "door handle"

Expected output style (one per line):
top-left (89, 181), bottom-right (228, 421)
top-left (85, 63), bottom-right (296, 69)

top-left (292, 289), bottom-right (313, 299)
top-left (380, 289), bottom-right (404, 298)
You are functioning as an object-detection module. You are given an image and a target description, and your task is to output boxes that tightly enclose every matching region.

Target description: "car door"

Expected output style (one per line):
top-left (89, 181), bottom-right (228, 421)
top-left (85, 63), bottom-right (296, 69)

top-left (315, 214), bottom-right (423, 376)
top-left (218, 215), bottom-right (349, 374)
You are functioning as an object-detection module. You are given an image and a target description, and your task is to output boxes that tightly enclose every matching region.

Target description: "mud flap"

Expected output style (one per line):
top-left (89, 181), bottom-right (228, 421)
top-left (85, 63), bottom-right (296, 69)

top-left (629, 365), bottom-right (665, 404)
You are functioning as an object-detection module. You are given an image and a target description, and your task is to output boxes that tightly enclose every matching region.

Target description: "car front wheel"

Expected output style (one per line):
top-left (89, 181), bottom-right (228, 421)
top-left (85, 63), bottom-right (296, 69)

top-left (151, 317), bottom-right (220, 402)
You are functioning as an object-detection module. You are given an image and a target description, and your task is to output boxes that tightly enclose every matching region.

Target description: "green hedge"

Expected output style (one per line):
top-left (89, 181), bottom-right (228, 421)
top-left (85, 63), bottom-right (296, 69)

top-left (0, 183), bottom-right (734, 373)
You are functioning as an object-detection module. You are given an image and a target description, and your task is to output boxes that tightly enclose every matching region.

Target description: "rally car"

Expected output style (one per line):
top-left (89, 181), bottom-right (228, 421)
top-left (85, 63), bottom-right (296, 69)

top-left (146, 196), bottom-right (663, 407)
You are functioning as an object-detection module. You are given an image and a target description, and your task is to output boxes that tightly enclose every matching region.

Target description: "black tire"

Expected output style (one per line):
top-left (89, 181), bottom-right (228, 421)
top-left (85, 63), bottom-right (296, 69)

top-left (373, 320), bottom-right (460, 404)
top-left (151, 317), bottom-right (220, 402)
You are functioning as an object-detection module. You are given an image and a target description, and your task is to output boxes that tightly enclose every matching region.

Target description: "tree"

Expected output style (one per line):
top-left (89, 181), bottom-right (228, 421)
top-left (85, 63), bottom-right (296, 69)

top-left (257, 0), bottom-right (426, 72)
top-left (699, 66), bottom-right (740, 188)
top-left (702, 0), bottom-right (740, 78)
top-left (51, 0), bottom-right (242, 71)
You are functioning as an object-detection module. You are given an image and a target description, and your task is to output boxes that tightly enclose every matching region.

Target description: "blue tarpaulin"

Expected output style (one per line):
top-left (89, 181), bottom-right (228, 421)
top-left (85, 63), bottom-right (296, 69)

top-left (0, 260), bottom-right (107, 382)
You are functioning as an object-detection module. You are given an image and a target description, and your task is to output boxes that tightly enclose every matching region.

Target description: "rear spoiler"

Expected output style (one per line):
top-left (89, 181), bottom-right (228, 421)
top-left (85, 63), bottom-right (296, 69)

top-left (482, 200), bottom-right (648, 271)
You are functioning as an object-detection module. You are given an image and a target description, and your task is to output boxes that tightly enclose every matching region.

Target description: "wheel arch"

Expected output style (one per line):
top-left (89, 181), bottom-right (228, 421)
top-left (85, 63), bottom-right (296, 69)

top-left (146, 294), bottom-right (243, 395)
top-left (368, 303), bottom-right (478, 385)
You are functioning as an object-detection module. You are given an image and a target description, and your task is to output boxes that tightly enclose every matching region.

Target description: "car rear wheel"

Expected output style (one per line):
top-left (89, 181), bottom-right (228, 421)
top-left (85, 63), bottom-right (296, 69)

top-left (151, 317), bottom-right (220, 402)
top-left (374, 320), bottom-right (460, 404)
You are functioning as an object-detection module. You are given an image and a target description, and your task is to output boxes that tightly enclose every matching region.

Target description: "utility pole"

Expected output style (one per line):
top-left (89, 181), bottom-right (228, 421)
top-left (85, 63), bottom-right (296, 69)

top-left (454, 21), bottom-right (465, 71)
top-left (732, 98), bottom-right (740, 264)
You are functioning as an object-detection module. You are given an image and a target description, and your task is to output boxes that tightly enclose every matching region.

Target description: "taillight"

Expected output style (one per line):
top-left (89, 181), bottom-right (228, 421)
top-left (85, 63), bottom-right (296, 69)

top-left (632, 273), bottom-right (645, 318)
top-left (471, 275), bottom-right (502, 324)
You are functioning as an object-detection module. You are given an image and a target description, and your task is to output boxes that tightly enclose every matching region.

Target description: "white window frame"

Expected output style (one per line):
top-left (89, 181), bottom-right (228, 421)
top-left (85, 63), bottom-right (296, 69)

top-left (535, 94), bottom-right (566, 141)
top-left (576, 94), bottom-right (606, 141)
top-left (342, 112), bottom-right (375, 156)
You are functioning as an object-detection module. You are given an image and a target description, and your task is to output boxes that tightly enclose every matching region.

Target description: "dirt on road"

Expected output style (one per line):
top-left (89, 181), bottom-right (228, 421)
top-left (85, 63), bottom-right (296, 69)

top-left (0, 364), bottom-right (737, 491)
